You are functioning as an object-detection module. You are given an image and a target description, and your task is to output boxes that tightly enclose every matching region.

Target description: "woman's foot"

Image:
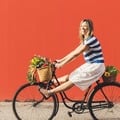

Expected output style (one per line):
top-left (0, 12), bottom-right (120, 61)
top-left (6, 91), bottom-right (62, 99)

top-left (40, 88), bottom-right (51, 98)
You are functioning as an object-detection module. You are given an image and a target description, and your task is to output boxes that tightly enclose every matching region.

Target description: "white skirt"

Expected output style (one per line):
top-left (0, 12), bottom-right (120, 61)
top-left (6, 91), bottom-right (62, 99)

top-left (69, 63), bottom-right (105, 90)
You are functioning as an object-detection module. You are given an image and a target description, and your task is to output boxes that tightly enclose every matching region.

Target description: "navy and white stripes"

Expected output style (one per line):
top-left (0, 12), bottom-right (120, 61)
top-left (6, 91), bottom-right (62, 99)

top-left (83, 36), bottom-right (104, 63)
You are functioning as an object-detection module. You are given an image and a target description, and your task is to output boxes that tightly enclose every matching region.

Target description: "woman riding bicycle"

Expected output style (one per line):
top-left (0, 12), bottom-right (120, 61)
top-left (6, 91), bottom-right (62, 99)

top-left (40, 19), bottom-right (105, 97)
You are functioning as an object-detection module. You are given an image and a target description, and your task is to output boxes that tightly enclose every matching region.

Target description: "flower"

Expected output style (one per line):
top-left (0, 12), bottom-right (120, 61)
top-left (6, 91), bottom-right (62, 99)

top-left (103, 65), bottom-right (120, 77)
top-left (30, 55), bottom-right (51, 68)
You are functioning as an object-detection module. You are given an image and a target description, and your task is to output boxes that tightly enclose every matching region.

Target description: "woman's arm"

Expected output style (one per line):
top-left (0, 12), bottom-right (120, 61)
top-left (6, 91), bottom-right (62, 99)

top-left (55, 42), bottom-right (89, 68)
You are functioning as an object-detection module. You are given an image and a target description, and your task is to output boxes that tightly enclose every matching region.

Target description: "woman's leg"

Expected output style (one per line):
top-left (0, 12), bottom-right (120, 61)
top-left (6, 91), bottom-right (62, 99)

top-left (40, 79), bottom-right (74, 97)
top-left (50, 80), bottom-right (74, 93)
top-left (52, 75), bottom-right (69, 83)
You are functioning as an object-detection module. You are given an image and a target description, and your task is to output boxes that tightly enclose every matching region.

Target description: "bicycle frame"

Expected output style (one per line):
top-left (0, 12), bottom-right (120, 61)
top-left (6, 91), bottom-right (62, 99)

top-left (45, 69), bottom-right (97, 115)
top-left (12, 63), bottom-right (120, 120)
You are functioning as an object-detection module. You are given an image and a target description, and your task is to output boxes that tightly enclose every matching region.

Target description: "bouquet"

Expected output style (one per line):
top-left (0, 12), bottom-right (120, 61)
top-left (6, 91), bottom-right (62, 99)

top-left (27, 55), bottom-right (52, 84)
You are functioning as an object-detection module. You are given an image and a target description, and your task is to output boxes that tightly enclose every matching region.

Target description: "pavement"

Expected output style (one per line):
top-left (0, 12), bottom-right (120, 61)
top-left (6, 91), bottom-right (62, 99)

top-left (0, 102), bottom-right (92, 120)
top-left (0, 102), bottom-right (120, 120)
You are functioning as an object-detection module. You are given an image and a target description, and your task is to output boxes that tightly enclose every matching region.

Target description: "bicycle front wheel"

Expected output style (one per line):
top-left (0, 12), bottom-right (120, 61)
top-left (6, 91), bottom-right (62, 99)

top-left (88, 82), bottom-right (120, 120)
top-left (12, 83), bottom-right (57, 120)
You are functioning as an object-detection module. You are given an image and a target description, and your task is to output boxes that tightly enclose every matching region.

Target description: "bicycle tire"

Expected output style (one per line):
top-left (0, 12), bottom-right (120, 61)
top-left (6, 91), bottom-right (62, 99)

top-left (88, 82), bottom-right (120, 120)
top-left (12, 82), bottom-right (57, 120)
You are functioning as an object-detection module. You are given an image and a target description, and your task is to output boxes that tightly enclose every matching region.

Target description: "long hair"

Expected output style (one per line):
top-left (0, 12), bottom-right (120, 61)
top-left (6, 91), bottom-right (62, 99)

top-left (80, 19), bottom-right (94, 42)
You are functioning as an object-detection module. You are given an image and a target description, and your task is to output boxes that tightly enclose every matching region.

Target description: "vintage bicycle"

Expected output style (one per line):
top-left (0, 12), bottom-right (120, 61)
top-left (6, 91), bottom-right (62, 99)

top-left (12, 64), bottom-right (120, 120)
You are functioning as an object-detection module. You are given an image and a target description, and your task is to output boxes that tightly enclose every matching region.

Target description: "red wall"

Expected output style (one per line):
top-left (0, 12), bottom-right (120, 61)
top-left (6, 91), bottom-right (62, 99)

top-left (0, 0), bottom-right (120, 100)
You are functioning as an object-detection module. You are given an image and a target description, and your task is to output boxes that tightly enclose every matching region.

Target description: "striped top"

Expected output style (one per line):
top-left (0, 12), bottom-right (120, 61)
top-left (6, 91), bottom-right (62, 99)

top-left (83, 36), bottom-right (104, 63)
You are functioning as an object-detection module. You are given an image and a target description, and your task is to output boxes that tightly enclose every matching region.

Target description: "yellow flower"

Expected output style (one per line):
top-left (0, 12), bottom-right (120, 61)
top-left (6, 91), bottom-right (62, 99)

top-left (104, 72), bottom-right (110, 77)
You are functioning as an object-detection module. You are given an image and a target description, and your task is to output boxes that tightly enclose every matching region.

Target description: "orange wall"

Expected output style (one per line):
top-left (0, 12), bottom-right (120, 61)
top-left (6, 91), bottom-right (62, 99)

top-left (0, 0), bottom-right (120, 100)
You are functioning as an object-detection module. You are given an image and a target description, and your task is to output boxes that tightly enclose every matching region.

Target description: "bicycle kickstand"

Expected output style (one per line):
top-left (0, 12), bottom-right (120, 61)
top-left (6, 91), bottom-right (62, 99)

top-left (68, 110), bottom-right (74, 117)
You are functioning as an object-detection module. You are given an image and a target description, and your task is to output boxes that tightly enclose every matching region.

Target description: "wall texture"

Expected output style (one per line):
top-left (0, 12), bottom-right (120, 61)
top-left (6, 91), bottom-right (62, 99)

top-left (0, 0), bottom-right (120, 100)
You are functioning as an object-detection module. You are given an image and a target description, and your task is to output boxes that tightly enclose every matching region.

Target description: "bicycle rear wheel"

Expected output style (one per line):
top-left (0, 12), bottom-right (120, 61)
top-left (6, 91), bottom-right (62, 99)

top-left (12, 82), bottom-right (57, 120)
top-left (88, 82), bottom-right (120, 120)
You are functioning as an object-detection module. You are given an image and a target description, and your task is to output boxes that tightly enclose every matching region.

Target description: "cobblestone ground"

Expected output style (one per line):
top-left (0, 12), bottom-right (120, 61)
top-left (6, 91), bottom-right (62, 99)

top-left (0, 102), bottom-right (120, 120)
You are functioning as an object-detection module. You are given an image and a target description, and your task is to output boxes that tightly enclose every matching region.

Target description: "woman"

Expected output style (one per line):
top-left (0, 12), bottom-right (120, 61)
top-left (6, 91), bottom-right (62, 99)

top-left (40, 19), bottom-right (105, 97)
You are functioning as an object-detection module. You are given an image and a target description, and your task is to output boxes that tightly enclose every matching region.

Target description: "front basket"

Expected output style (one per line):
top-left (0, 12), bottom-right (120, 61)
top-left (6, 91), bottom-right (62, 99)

top-left (37, 65), bottom-right (52, 82)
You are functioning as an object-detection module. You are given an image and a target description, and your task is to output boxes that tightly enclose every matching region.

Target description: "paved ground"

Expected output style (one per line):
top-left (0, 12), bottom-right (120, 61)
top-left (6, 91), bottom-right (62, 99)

top-left (0, 102), bottom-right (120, 120)
top-left (0, 102), bottom-right (91, 120)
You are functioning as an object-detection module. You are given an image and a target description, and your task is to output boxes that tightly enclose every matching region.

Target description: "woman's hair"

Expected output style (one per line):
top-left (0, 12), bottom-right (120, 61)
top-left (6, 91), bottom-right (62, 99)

top-left (80, 19), bottom-right (94, 42)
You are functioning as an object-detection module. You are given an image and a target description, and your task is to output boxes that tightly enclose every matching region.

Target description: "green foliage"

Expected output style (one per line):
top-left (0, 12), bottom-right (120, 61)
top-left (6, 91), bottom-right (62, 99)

top-left (105, 65), bottom-right (120, 76)
top-left (30, 56), bottom-right (46, 68)
top-left (27, 71), bottom-right (36, 84)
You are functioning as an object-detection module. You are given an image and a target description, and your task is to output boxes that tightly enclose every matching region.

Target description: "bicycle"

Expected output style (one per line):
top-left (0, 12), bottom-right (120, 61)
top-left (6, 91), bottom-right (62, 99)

top-left (12, 64), bottom-right (120, 120)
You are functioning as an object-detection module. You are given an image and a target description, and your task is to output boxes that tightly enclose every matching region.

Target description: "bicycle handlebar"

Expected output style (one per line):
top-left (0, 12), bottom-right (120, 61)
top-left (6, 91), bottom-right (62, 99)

top-left (51, 61), bottom-right (57, 72)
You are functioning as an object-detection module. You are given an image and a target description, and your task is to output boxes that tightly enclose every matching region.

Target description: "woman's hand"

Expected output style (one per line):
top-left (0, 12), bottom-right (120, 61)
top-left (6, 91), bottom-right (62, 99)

top-left (55, 59), bottom-right (63, 63)
top-left (55, 62), bottom-right (63, 69)
top-left (53, 58), bottom-right (65, 69)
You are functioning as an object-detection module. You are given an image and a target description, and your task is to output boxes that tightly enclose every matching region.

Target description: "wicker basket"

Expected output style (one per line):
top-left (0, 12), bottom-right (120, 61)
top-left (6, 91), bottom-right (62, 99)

top-left (102, 75), bottom-right (116, 82)
top-left (37, 65), bottom-right (52, 82)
